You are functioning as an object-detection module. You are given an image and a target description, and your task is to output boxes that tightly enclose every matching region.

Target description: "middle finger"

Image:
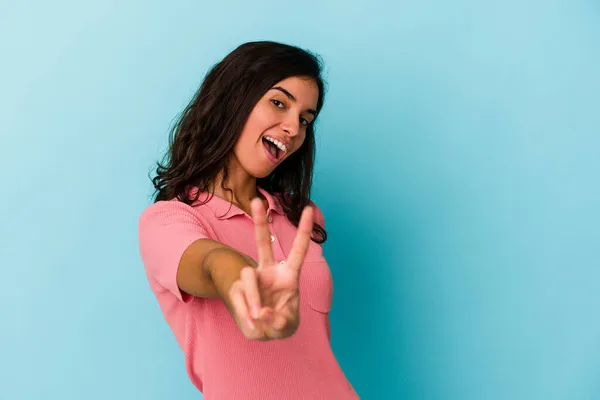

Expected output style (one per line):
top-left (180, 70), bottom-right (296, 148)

top-left (286, 205), bottom-right (314, 273)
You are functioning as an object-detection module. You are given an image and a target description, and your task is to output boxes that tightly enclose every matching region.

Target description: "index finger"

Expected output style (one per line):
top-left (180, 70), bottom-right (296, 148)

top-left (285, 205), bottom-right (314, 271)
top-left (250, 197), bottom-right (276, 266)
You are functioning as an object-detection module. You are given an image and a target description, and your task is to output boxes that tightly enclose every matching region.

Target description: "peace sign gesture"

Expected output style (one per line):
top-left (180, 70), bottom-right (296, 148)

top-left (228, 198), bottom-right (314, 340)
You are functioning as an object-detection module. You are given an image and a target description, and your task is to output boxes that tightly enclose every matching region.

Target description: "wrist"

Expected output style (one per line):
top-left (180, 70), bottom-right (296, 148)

top-left (203, 248), bottom-right (252, 302)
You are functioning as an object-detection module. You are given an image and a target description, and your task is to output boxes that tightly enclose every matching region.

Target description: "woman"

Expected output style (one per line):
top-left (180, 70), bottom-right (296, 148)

top-left (138, 41), bottom-right (359, 399)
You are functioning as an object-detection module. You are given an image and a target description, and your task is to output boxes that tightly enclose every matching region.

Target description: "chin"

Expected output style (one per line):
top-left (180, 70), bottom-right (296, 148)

top-left (248, 166), bottom-right (275, 179)
top-left (255, 169), bottom-right (275, 179)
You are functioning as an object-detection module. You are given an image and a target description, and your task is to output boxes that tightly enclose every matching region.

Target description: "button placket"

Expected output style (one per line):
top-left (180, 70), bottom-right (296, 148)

top-left (268, 221), bottom-right (285, 264)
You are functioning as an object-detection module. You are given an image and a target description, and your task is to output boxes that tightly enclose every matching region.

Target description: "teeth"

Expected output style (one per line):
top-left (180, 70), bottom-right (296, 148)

top-left (264, 136), bottom-right (287, 153)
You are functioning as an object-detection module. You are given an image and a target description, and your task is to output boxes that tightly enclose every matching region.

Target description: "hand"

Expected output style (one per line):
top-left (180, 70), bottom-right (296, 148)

top-left (228, 197), bottom-right (314, 340)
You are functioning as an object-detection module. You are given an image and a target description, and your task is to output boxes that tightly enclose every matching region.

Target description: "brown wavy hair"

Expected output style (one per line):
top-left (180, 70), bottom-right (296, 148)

top-left (150, 41), bottom-right (327, 243)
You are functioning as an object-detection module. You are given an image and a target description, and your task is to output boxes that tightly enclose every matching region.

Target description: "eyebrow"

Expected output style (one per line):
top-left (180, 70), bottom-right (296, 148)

top-left (271, 86), bottom-right (317, 116)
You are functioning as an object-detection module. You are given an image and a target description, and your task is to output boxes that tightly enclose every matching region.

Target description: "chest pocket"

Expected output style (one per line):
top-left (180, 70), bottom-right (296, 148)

top-left (300, 259), bottom-right (333, 314)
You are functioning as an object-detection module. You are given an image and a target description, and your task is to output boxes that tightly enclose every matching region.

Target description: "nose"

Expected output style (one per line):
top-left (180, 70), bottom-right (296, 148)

top-left (281, 114), bottom-right (300, 137)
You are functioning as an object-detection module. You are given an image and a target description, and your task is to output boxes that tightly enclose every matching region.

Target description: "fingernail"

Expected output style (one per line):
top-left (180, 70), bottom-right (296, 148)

top-left (252, 305), bottom-right (260, 319)
top-left (247, 317), bottom-right (256, 330)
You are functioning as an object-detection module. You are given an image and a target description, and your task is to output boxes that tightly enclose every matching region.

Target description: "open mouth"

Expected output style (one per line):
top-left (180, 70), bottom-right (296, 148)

top-left (262, 137), bottom-right (283, 162)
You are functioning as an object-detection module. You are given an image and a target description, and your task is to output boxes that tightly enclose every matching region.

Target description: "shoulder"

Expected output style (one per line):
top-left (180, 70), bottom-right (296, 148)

top-left (140, 199), bottom-right (192, 223)
top-left (273, 191), bottom-right (325, 228)
top-left (308, 199), bottom-right (325, 228)
top-left (138, 198), bottom-right (213, 233)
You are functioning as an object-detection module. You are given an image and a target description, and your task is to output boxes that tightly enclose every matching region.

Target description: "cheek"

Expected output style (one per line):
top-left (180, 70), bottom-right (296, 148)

top-left (235, 108), bottom-right (270, 149)
top-left (291, 132), bottom-right (307, 153)
top-left (247, 104), bottom-right (273, 131)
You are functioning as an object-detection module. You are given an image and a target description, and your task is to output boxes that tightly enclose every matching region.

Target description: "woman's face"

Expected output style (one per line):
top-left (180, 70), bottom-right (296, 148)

top-left (232, 76), bottom-right (320, 178)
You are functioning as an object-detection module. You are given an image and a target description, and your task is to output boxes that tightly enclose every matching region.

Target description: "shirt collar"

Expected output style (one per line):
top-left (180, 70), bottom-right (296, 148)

top-left (197, 186), bottom-right (285, 220)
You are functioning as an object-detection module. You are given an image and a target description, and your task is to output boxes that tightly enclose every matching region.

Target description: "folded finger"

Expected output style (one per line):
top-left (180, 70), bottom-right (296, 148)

top-left (264, 312), bottom-right (295, 339)
top-left (271, 312), bottom-right (288, 332)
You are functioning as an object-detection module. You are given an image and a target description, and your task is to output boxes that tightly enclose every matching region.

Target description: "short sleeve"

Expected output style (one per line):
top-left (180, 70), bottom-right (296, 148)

top-left (138, 200), bottom-right (210, 303)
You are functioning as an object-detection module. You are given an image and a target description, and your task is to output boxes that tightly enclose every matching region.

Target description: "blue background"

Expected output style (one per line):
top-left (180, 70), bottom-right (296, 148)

top-left (1, 1), bottom-right (599, 399)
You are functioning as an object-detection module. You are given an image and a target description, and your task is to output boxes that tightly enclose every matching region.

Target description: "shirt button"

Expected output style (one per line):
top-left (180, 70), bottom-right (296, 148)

top-left (267, 215), bottom-right (273, 223)
top-left (270, 234), bottom-right (275, 243)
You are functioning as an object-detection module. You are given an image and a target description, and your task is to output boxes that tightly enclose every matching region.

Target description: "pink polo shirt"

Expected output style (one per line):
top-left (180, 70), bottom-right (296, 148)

top-left (138, 186), bottom-right (359, 399)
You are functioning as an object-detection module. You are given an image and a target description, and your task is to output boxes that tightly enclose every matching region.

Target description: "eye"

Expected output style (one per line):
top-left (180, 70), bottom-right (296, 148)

top-left (271, 99), bottom-right (284, 108)
top-left (300, 117), bottom-right (310, 127)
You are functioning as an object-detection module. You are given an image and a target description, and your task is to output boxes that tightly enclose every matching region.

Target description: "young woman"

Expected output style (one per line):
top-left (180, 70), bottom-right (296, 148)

top-left (138, 41), bottom-right (359, 399)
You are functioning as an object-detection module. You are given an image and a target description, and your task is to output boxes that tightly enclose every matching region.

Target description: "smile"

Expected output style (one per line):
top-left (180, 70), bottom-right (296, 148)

top-left (262, 136), bottom-right (286, 163)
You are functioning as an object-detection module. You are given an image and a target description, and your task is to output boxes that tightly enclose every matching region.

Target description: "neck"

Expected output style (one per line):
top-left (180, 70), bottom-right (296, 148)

top-left (208, 165), bottom-right (264, 214)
